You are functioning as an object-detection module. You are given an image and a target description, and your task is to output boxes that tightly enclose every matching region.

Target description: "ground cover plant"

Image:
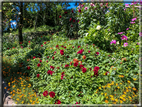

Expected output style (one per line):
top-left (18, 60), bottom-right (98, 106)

top-left (2, 1), bottom-right (141, 105)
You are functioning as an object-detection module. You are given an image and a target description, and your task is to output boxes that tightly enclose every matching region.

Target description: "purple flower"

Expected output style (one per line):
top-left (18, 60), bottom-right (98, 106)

top-left (130, 22), bottom-right (135, 24)
top-left (139, 32), bottom-right (142, 36)
top-left (126, 28), bottom-right (129, 30)
top-left (121, 35), bottom-right (128, 41)
top-left (110, 40), bottom-right (116, 45)
top-left (84, 7), bottom-right (88, 10)
top-left (132, 18), bottom-right (137, 21)
top-left (118, 32), bottom-right (124, 34)
top-left (124, 43), bottom-right (128, 47)
top-left (137, 42), bottom-right (140, 45)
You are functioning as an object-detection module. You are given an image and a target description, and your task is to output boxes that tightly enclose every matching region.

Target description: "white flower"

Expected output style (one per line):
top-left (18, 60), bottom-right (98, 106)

top-left (18, 12), bottom-right (21, 15)
top-left (9, 3), bottom-right (13, 5)
top-left (86, 33), bottom-right (88, 36)
top-left (117, 41), bottom-right (119, 44)
top-left (96, 25), bottom-right (101, 30)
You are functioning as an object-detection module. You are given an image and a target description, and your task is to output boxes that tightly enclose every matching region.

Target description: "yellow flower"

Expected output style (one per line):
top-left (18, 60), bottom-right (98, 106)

top-left (122, 94), bottom-right (126, 98)
top-left (21, 101), bottom-right (24, 104)
top-left (109, 95), bottom-right (113, 98)
top-left (120, 96), bottom-right (123, 100)
top-left (128, 96), bottom-right (132, 99)
top-left (133, 78), bottom-right (137, 81)
top-left (116, 83), bottom-right (118, 86)
top-left (120, 100), bottom-right (123, 103)
top-left (118, 75), bottom-right (124, 78)
top-left (12, 94), bottom-right (15, 96)
top-left (106, 96), bottom-right (108, 99)
top-left (4, 87), bottom-right (7, 89)
top-left (111, 97), bottom-right (115, 101)
top-left (117, 86), bottom-right (120, 89)
top-left (123, 92), bottom-right (126, 94)
top-left (105, 100), bottom-right (108, 103)
top-left (99, 87), bottom-right (101, 89)
top-left (126, 89), bottom-right (129, 92)
top-left (133, 87), bottom-right (136, 91)
top-left (104, 93), bottom-right (107, 96)
top-left (13, 90), bottom-right (15, 92)
top-left (122, 98), bottom-right (126, 102)
top-left (127, 80), bottom-right (131, 83)
top-left (120, 83), bottom-right (122, 85)
top-left (16, 98), bottom-right (19, 101)
top-left (101, 93), bottom-right (103, 95)
top-left (128, 86), bottom-right (131, 89)
top-left (115, 99), bottom-right (118, 102)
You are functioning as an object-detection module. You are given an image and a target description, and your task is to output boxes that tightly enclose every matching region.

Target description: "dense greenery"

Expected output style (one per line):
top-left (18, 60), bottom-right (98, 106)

top-left (2, 1), bottom-right (140, 105)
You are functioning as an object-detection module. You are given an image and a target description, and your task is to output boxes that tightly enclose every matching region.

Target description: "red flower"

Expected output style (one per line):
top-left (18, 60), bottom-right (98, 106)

top-left (49, 91), bottom-right (55, 98)
top-left (78, 9), bottom-right (81, 13)
top-left (88, 50), bottom-right (91, 53)
top-left (73, 46), bottom-right (74, 48)
top-left (70, 61), bottom-right (72, 65)
top-left (61, 75), bottom-right (64, 80)
top-left (65, 64), bottom-right (69, 68)
top-left (44, 42), bottom-right (46, 44)
top-left (13, 47), bottom-right (15, 49)
top-left (47, 56), bottom-right (49, 58)
top-left (33, 56), bottom-right (36, 59)
top-left (78, 46), bottom-right (81, 48)
top-left (41, 36), bottom-right (42, 38)
top-left (93, 66), bottom-right (100, 71)
top-left (28, 41), bottom-right (30, 43)
top-left (56, 45), bottom-right (59, 48)
top-left (43, 91), bottom-right (48, 97)
top-left (57, 67), bottom-right (60, 69)
top-left (60, 50), bottom-right (64, 55)
top-left (59, 15), bottom-right (62, 18)
top-left (73, 19), bottom-right (76, 22)
top-left (80, 64), bottom-right (84, 69)
top-left (27, 66), bottom-right (30, 70)
top-left (52, 56), bottom-right (54, 60)
top-left (69, 18), bottom-right (72, 21)
top-left (55, 100), bottom-right (61, 104)
top-left (94, 70), bottom-right (98, 76)
top-left (37, 63), bottom-right (41, 67)
top-left (108, 55), bottom-right (110, 57)
top-left (64, 46), bottom-right (66, 49)
top-left (71, 25), bottom-right (73, 27)
top-left (74, 62), bottom-right (78, 67)
top-left (64, 11), bottom-right (67, 14)
top-left (82, 67), bottom-right (87, 73)
top-left (46, 60), bottom-right (48, 62)
top-left (47, 70), bottom-right (54, 75)
top-left (82, 55), bottom-right (86, 59)
top-left (50, 66), bottom-right (55, 70)
top-left (96, 52), bottom-right (99, 55)
top-left (39, 59), bottom-right (42, 63)
top-left (20, 42), bottom-right (22, 44)
top-left (37, 74), bottom-right (40, 78)
top-left (61, 45), bottom-right (64, 47)
top-left (72, 10), bottom-right (74, 13)
top-left (7, 48), bottom-right (9, 49)
top-left (90, 68), bottom-right (92, 71)
top-left (61, 72), bottom-right (65, 75)
top-left (76, 102), bottom-right (80, 104)
top-left (21, 46), bottom-right (23, 48)
top-left (77, 49), bottom-right (84, 54)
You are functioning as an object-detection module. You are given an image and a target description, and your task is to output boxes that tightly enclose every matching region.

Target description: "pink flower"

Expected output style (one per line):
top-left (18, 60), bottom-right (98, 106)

top-left (41, 45), bottom-right (43, 47)
top-left (78, 46), bottom-right (81, 48)
top-left (110, 40), bottom-right (116, 44)
top-left (88, 50), bottom-right (91, 53)
top-left (90, 3), bottom-right (95, 6)
top-left (85, 7), bottom-right (88, 10)
top-left (126, 28), bottom-right (129, 30)
top-left (124, 42), bottom-right (128, 47)
top-left (121, 35), bottom-right (128, 41)
top-left (81, 5), bottom-right (84, 7)
top-left (118, 32), bottom-right (124, 34)
top-left (60, 50), bottom-right (64, 55)
top-left (44, 42), bottom-right (46, 44)
top-left (130, 22), bottom-right (135, 24)
top-left (125, 4), bottom-right (129, 6)
top-left (59, 15), bottom-right (62, 18)
top-left (139, 32), bottom-right (142, 36)
top-left (77, 20), bottom-right (79, 23)
top-left (132, 18), bottom-right (137, 21)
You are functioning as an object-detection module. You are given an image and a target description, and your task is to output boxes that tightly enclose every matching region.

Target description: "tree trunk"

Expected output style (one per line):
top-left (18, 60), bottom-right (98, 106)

top-left (18, 2), bottom-right (23, 44)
